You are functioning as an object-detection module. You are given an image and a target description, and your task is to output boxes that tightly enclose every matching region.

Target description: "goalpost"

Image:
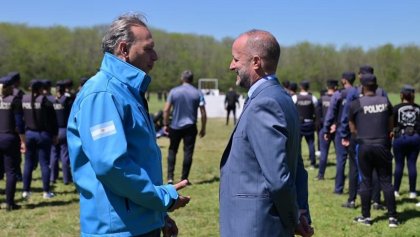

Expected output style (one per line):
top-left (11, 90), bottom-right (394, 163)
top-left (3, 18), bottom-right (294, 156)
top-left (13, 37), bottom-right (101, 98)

top-left (198, 78), bottom-right (219, 96)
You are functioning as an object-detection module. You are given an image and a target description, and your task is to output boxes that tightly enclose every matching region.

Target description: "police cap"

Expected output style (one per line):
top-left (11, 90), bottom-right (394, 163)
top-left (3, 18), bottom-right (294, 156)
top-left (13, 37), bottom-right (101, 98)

top-left (401, 84), bottom-right (415, 93)
top-left (0, 75), bottom-right (15, 87)
top-left (359, 65), bottom-right (374, 74)
top-left (7, 71), bottom-right (20, 82)
top-left (41, 79), bottom-right (52, 88)
top-left (326, 79), bottom-right (339, 87)
top-left (30, 79), bottom-right (44, 90)
top-left (360, 73), bottom-right (377, 86)
top-left (342, 72), bottom-right (356, 83)
top-left (63, 79), bottom-right (73, 88)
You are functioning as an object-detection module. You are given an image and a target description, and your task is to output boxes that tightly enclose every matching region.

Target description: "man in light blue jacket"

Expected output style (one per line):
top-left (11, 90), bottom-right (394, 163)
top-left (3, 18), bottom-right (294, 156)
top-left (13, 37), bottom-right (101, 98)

top-left (67, 13), bottom-right (190, 237)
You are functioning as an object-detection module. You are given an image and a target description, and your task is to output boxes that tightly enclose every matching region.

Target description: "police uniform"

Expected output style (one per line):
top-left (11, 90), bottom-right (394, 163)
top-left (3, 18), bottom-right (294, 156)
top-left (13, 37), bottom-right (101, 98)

top-left (392, 85), bottom-right (419, 197)
top-left (339, 69), bottom-right (387, 208)
top-left (349, 74), bottom-right (397, 225)
top-left (316, 80), bottom-right (338, 180)
top-left (292, 81), bottom-right (318, 168)
top-left (49, 80), bottom-right (73, 185)
top-left (0, 76), bottom-right (24, 210)
top-left (21, 80), bottom-right (58, 198)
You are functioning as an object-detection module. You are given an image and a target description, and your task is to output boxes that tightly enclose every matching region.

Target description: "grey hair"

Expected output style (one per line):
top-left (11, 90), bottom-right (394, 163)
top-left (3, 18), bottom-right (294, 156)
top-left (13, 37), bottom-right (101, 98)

top-left (241, 29), bottom-right (280, 72)
top-left (101, 13), bottom-right (148, 54)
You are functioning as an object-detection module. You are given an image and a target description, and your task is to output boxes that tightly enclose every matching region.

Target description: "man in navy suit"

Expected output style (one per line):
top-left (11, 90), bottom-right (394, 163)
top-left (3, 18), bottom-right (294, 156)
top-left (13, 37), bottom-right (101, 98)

top-left (219, 29), bottom-right (313, 237)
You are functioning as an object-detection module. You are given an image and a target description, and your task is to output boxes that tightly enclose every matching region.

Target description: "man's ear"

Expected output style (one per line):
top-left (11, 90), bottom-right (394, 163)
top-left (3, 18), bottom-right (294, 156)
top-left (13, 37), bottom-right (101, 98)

top-left (252, 55), bottom-right (262, 70)
top-left (116, 42), bottom-right (129, 59)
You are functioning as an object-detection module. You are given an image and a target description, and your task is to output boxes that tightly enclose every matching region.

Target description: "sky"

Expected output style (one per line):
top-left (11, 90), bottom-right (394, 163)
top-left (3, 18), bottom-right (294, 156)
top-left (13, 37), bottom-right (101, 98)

top-left (1, 0), bottom-right (419, 49)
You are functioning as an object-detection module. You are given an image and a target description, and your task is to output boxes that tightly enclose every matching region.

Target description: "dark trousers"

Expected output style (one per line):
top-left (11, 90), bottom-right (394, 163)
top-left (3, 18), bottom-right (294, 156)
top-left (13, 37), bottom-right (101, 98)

top-left (23, 130), bottom-right (52, 192)
top-left (167, 125), bottom-right (198, 181)
top-left (50, 128), bottom-right (72, 184)
top-left (347, 138), bottom-right (359, 202)
top-left (334, 134), bottom-right (348, 194)
top-left (317, 130), bottom-right (335, 177)
top-left (300, 122), bottom-right (316, 166)
top-left (226, 106), bottom-right (237, 125)
top-left (358, 144), bottom-right (396, 218)
top-left (393, 134), bottom-right (420, 192)
top-left (0, 133), bottom-right (20, 205)
top-left (134, 229), bottom-right (161, 237)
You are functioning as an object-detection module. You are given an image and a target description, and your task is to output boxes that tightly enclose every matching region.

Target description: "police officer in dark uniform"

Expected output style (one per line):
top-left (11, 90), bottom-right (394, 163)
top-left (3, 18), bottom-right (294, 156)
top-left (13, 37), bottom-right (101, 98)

top-left (350, 74), bottom-right (398, 227)
top-left (292, 80), bottom-right (318, 168)
top-left (316, 79), bottom-right (338, 180)
top-left (49, 80), bottom-right (73, 185)
top-left (392, 85), bottom-right (419, 199)
top-left (8, 72), bottom-right (25, 99)
top-left (224, 87), bottom-right (240, 125)
top-left (340, 66), bottom-right (386, 210)
top-left (21, 80), bottom-right (58, 200)
top-left (0, 76), bottom-right (25, 210)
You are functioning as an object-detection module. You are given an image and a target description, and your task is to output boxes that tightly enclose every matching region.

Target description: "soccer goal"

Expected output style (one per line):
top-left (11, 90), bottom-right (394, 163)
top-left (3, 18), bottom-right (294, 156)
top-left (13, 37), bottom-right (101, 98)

top-left (198, 78), bottom-right (219, 96)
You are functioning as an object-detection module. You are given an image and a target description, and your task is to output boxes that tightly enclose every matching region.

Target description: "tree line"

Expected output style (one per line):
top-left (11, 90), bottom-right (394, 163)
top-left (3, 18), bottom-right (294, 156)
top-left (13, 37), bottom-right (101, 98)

top-left (1, 23), bottom-right (419, 93)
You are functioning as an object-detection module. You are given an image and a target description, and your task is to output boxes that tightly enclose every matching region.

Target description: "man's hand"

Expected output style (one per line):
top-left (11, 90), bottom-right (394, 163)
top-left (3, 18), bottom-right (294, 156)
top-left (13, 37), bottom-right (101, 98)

top-left (330, 124), bottom-right (336, 133)
top-left (341, 138), bottom-right (350, 147)
top-left (162, 215), bottom-right (178, 237)
top-left (295, 212), bottom-right (314, 237)
top-left (323, 133), bottom-right (329, 141)
top-left (199, 129), bottom-right (206, 138)
top-left (168, 180), bottom-right (191, 212)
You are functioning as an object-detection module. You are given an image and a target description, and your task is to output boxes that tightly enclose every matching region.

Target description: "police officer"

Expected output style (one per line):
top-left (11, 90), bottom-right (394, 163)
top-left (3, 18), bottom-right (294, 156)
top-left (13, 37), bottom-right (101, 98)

top-left (350, 73), bottom-right (398, 227)
top-left (316, 79), bottom-right (338, 180)
top-left (292, 80), bottom-right (318, 168)
top-left (224, 87), bottom-right (240, 125)
top-left (21, 80), bottom-right (58, 199)
top-left (49, 80), bottom-right (73, 185)
top-left (392, 85), bottom-right (419, 199)
top-left (340, 65), bottom-right (386, 210)
top-left (0, 76), bottom-right (25, 210)
top-left (7, 72), bottom-right (25, 98)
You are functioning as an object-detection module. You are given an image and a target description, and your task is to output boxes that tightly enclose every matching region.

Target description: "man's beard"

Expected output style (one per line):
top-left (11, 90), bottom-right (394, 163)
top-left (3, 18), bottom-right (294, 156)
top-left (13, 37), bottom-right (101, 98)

top-left (236, 71), bottom-right (251, 89)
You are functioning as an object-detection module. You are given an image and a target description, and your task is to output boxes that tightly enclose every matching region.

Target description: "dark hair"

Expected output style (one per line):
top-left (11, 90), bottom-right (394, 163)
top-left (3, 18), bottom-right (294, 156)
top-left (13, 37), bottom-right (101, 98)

top-left (401, 90), bottom-right (414, 102)
top-left (181, 70), bottom-right (194, 83)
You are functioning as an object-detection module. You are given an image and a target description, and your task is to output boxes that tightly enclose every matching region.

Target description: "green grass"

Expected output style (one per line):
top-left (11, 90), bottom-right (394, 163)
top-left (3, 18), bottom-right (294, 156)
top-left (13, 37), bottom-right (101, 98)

top-left (0, 93), bottom-right (418, 236)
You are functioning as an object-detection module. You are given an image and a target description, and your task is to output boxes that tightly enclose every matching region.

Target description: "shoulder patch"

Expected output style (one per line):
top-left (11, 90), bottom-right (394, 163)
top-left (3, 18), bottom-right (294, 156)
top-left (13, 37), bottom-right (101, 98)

top-left (90, 121), bottom-right (117, 141)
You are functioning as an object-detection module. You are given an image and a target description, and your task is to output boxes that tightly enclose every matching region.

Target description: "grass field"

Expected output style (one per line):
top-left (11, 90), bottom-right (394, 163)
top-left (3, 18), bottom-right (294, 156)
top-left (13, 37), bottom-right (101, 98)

top-left (0, 93), bottom-right (418, 236)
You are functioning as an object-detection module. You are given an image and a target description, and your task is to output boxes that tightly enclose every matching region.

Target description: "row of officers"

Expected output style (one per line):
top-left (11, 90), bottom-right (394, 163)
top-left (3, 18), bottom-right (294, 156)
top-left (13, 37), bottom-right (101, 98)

top-left (286, 65), bottom-right (419, 226)
top-left (0, 72), bottom-right (87, 211)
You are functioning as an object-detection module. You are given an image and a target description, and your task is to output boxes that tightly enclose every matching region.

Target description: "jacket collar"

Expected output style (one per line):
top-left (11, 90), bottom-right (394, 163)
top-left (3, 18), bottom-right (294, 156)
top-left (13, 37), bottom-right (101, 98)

top-left (100, 52), bottom-right (151, 94)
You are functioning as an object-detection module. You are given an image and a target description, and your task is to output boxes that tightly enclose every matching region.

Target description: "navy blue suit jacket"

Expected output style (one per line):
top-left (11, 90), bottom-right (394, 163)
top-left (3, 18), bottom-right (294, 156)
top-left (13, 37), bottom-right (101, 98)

top-left (220, 79), bottom-right (310, 237)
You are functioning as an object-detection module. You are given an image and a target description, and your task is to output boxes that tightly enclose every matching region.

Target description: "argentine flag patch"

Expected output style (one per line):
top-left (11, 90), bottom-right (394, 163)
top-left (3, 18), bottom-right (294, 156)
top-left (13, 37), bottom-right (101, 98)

top-left (90, 121), bottom-right (117, 141)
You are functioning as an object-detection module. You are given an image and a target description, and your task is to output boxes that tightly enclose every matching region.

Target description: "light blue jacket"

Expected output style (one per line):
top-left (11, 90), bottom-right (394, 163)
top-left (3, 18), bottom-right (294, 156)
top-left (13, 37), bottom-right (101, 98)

top-left (67, 53), bottom-right (178, 236)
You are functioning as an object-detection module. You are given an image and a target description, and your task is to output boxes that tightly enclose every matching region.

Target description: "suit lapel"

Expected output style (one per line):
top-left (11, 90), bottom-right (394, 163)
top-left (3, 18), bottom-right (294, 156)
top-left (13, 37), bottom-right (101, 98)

top-left (220, 79), bottom-right (280, 168)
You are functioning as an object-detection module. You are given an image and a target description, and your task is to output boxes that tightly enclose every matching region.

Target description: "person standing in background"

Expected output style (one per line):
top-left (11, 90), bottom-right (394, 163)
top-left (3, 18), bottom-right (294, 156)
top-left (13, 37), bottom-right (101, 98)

top-left (163, 70), bottom-right (207, 185)
top-left (349, 73), bottom-right (398, 227)
top-left (392, 85), bottom-right (419, 199)
top-left (49, 80), bottom-right (73, 185)
top-left (224, 87), bottom-right (240, 125)
top-left (292, 80), bottom-right (318, 169)
top-left (21, 80), bottom-right (58, 200)
top-left (316, 79), bottom-right (338, 181)
top-left (0, 76), bottom-right (25, 210)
